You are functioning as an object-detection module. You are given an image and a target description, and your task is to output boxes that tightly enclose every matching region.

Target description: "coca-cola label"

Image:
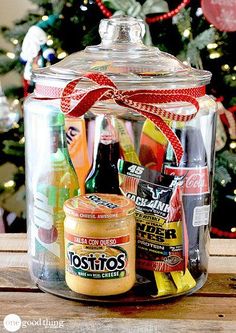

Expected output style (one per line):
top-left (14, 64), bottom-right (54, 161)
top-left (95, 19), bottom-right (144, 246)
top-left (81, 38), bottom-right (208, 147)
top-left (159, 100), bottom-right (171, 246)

top-left (164, 166), bottom-right (209, 195)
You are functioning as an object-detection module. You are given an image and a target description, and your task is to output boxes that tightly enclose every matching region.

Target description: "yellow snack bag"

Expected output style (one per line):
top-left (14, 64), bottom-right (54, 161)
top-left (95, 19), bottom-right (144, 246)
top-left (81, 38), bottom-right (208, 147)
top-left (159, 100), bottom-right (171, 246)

top-left (153, 272), bottom-right (176, 297)
top-left (171, 269), bottom-right (196, 293)
top-left (116, 119), bottom-right (140, 165)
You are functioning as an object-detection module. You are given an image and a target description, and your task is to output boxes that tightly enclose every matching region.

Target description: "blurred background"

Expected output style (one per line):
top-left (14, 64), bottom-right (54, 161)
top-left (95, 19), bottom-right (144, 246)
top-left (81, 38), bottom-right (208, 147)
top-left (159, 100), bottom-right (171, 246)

top-left (0, 0), bottom-right (235, 236)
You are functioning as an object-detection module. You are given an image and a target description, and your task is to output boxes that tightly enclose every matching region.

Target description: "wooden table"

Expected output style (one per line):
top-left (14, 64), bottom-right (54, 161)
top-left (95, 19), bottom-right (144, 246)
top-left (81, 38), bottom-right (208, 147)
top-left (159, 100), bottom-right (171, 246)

top-left (0, 234), bottom-right (235, 332)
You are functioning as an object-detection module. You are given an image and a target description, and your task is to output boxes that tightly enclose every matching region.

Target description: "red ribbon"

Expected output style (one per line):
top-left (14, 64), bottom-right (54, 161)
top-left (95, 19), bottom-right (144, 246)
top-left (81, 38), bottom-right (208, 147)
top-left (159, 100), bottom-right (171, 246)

top-left (34, 72), bottom-right (205, 164)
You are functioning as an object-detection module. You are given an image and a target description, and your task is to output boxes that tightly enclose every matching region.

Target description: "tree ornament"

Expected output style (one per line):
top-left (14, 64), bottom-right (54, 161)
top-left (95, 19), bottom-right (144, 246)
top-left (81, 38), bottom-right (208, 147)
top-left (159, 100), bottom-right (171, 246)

top-left (0, 83), bottom-right (20, 133)
top-left (20, 15), bottom-right (58, 82)
top-left (201, 0), bottom-right (236, 32)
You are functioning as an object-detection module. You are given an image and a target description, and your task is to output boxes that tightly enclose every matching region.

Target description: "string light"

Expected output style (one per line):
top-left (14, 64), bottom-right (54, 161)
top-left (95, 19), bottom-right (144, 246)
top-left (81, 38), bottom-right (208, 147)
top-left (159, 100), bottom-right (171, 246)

top-left (230, 141), bottom-right (236, 149)
top-left (234, 190), bottom-right (236, 195)
top-left (183, 29), bottom-right (191, 38)
top-left (232, 75), bottom-right (236, 81)
top-left (47, 39), bottom-right (53, 46)
top-left (19, 137), bottom-right (25, 144)
top-left (42, 15), bottom-right (49, 21)
top-left (12, 122), bottom-right (19, 129)
top-left (209, 52), bottom-right (221, 59)
top-left (6, 52), bottom-right (16, 59)
top-left (207, 43), bottom-right (218, 49)
top-left (57, 51), bottom-right (67, 59)
top-left (12, 99), bottom-right (20, 106)
top-left (18, 166), bottom-right (24, 173)
top-left (231, 228), bottom-right (236, 232)
top-left (4, 180), bottom-right (15, 189)
top-left (221, 179), bottom-right (226, 185)
top-left (234, 65), bottom-right (236, 71)
top-left (221, 64), bottom-right (230, 71)
top-left (10, 38), bottom-right (18, 45)
top-left (196, 7), bottom-right (203, 16)
top-left (80, 5), bottom-right (88, 11)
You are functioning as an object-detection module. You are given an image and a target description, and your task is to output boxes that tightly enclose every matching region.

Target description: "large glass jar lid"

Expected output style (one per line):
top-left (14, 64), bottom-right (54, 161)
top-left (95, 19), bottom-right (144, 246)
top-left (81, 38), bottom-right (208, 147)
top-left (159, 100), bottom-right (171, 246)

top-left (34, 16), bottom-right (211, 87)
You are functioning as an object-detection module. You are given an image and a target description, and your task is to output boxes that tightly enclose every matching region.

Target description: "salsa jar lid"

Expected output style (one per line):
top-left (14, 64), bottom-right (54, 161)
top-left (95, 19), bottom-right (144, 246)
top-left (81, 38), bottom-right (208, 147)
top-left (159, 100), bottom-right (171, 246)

top-left (63, 193), bottom-right (135, 220)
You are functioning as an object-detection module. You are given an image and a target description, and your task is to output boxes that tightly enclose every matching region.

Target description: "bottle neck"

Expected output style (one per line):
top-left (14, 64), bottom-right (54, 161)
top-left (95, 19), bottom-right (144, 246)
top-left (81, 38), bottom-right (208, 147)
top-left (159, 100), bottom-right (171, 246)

top-left (50, 125), bottom-right (71, 163)
top-left (93, 115), bottom-right (119, 164)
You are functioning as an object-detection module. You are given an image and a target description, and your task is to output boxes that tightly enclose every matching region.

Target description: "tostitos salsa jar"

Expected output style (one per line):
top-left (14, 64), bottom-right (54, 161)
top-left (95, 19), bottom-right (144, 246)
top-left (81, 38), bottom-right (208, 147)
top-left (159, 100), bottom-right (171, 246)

top-left (63, 193), bottom-right (136, 296)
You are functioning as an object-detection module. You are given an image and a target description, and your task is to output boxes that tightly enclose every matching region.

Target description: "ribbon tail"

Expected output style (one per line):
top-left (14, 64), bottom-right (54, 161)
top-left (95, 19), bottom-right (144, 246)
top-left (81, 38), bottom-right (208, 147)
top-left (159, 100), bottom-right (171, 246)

top-left (153, 116), bottom-right (184, 165)
top-left (117, 100), bottom-right (184, 164)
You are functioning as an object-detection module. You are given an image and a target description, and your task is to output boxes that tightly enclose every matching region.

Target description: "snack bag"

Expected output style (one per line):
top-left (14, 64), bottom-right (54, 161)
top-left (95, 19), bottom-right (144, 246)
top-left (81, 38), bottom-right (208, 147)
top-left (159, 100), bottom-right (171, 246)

top-left (118, 159), bottom-right (186, 274)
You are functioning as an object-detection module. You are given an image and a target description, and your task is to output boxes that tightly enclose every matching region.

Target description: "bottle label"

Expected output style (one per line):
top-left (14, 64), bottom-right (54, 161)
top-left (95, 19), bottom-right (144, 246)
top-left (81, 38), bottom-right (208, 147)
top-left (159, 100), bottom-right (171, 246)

top-left (33, 190), bottom-right (62, 259)
top-left (32, 183), bottom-right (77, 260)
top-left (65, 232), bottom-right (130, 280)
top-left (192, 205), bottom-right (210, 227)
top-left (164, 165), bottom-right (210, 195)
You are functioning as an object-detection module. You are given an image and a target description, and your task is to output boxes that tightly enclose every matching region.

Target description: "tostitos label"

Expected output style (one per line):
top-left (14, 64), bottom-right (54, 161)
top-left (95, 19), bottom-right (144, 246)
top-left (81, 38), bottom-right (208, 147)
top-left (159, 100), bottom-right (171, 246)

top-left (65, 232), bottom-right (130, 279)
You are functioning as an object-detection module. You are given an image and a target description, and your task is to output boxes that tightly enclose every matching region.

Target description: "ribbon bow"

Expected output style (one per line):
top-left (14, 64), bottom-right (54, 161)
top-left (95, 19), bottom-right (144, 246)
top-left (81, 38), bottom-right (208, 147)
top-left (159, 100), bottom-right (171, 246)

top-left (35, 72), bottom-right (205, 164)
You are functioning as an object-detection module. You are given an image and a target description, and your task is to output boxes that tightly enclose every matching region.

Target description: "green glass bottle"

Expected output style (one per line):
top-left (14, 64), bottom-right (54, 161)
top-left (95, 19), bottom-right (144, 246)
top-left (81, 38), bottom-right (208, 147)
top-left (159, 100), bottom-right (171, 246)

top-left (32, 112), bottom-right (79, 282)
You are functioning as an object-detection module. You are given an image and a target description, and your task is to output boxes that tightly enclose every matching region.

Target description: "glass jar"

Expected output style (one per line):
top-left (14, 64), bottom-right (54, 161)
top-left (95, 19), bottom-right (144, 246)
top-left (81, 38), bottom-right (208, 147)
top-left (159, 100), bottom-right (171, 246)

top-left (64, 193), bottom-right (136, 296)
top-left (25, 16), bottom-right (217, 301)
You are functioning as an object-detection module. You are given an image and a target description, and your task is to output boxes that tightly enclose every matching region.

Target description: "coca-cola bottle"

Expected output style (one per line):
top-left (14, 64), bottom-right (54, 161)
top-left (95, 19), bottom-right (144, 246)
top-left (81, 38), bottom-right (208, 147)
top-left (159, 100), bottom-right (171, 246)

top-left (164, 124), bottom-right (210, 278)
top-left (85, 114), bottom-right (121, 194)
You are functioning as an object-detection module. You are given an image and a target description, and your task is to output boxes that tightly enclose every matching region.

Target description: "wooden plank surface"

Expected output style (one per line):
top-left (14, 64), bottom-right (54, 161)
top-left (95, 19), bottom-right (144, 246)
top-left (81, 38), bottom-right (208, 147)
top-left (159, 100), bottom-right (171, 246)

top-left (210, 239), bottom-right (236, 256)
top-left (208, 256), bottom-right (236, 273)
top-left (0, 235), bottom-right (235, 332)
top-left (0, 292), bottom-right (235, 320)
top-left (0, 292), bottom-right (235, 333)
top-left (0, 233), bottom-right (27, 252)
top-left (0, 317), bottom-right (235, 333)
top-left (0, 252), bottom-right (28, 267)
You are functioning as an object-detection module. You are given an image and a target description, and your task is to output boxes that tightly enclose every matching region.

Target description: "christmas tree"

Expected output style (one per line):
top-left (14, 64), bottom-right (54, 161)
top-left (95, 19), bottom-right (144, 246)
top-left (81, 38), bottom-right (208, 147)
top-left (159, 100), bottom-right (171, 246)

top-left (0, 0), bottom-right (235, 236)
